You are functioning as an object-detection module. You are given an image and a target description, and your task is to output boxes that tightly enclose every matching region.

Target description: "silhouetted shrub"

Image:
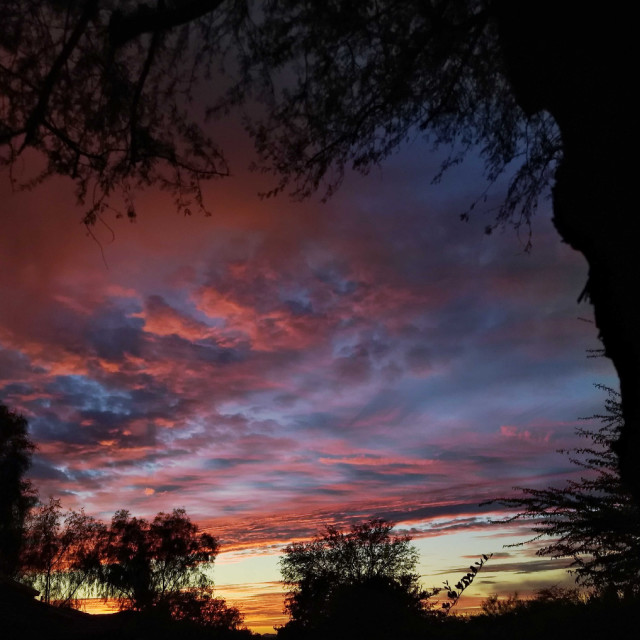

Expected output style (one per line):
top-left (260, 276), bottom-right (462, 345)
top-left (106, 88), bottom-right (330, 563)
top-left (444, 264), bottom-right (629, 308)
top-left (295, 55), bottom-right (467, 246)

top-left (278, 519), bottom-right (433, 639)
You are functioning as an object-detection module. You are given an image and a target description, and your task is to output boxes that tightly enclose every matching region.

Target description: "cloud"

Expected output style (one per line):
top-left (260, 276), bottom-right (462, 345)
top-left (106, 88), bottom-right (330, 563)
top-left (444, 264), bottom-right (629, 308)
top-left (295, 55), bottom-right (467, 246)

top-left (0, 138), bottom-right (615, 591)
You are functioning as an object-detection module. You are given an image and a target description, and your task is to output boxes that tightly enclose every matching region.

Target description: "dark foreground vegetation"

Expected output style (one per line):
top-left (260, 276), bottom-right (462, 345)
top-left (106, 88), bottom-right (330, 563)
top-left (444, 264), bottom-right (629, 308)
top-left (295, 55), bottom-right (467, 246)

top-left (1, 405), bottom-right (248, 639)
top-left (274, 517), bottom-right (638, 640)
top-left (1, 1), bottom-right (638, 509)
top-left (276, 592), bottom-right (638, 640)
top-left (2, 3), bottom-right (638, 636)
top-left (0, 588), bottom-right (252, 640)
top-left (2, 390), bottom-right (640, 637)
top-left (3, 574), bottom-right (639, 640)
top-left (277, 518), bottom-right (493, 639)
top-left (398, 590), bottom-right (638, 640)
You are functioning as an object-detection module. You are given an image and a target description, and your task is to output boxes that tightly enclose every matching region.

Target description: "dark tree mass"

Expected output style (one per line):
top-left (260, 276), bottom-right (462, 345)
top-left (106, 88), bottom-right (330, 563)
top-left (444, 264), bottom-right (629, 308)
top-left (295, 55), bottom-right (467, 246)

top-left (0, 405), bottom-right (37, 577)
top-left (15, 499), bottom-right (244, 630)
top-left (20, 497), bottom-right (105, 606)
top-left (279, 519), bottom-right (432, 639)
top-left (0, 2), bottom-right (637, 499)
top-left (99, 508), bottom-right (219, 612)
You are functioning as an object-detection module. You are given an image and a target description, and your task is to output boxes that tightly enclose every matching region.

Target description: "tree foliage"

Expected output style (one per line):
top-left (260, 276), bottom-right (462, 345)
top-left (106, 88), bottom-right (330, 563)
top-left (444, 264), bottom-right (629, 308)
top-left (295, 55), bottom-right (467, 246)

top-left (240, 0), bottom-right (560, 226)
top-left (0, 404), bottom-right (37, 576)
top-left (0, 0), bottom-right (236, 222)
top-left (279, 519), bottom-right (432, 639)
top-left (490, 386), bottom-right (640, 596)
top-left (0, 0), bottom-right (557, 232)
top-left (20, 496), bottom-right (105, 606)
top-left (100, 508), bottom-right (219, 612)
top-left (18, 501), bottom-right (242, 628)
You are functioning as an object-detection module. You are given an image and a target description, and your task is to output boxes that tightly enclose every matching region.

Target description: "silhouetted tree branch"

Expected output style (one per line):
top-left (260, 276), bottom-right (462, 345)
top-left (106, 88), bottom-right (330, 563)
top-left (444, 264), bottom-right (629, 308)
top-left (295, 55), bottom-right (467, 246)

top-left (108, 0), bottom-right (229, 47)
top-left (487, 386), bottom-right (640, 596)
top-left (439, 553), bottom-right (493, 615)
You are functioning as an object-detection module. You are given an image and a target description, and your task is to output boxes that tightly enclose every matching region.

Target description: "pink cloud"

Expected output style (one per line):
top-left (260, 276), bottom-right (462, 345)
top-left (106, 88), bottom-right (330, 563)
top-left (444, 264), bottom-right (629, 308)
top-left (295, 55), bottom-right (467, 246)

top-left (499, 425), bottom-right (552, 444)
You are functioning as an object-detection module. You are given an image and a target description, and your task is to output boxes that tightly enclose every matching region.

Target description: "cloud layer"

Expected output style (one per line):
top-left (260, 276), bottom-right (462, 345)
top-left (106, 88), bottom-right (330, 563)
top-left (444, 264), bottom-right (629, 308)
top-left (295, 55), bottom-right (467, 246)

top-left (0, 140), bottom-right (615, 630)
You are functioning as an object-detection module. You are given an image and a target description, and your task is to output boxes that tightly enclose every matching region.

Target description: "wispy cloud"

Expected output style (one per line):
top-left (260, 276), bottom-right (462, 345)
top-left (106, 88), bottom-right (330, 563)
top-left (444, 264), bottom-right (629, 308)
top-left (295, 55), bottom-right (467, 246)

top-left (0, 140), bottom-right (615, 629)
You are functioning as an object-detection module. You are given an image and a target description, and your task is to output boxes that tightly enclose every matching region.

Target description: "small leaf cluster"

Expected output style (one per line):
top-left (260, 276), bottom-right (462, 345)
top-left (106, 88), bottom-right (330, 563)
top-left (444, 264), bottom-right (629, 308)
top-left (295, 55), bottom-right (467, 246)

top-left (440, 553), bottom-right (493, 614)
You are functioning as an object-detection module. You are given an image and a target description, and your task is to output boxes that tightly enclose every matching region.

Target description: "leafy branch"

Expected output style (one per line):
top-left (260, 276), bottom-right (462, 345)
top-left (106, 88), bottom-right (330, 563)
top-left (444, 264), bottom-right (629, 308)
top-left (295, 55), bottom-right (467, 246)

top-left (439, 552), bottom-right (493, 615)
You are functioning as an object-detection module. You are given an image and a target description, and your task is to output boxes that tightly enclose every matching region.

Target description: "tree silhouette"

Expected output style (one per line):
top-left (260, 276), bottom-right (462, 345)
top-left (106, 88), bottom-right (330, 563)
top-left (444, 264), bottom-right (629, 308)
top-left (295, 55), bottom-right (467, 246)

top-left (489, 387), bottom-right (640, 596)
top-left (439, 552), bottom-right (492, 615)
top-left (279, 519), bottom-right (432, 639)
top-left (100, 508), bottom-right (219, 612)
top-left (0, 0), bottom-right (232, 222)
top-left (0, 404), bottom-right (37, 577)
top-left (1, 1), bottom-right (637, 499)
top-left (17, 501), bottom-right (244, 630)
top-left (20, 497), bottom-right (105, 606)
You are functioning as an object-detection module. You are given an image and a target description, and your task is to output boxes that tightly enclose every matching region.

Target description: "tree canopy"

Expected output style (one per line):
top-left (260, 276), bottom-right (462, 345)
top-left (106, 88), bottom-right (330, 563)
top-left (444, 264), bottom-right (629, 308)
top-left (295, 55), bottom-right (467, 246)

top-left (17, 500), bottom-right (244, 630)
top-left (100, 508), bottom-right (219, 611)
top-left (279, 519), bottom-right (432, 639)
top-left (20, 497), bottom-right (105, 606)
top-left (490, 387), bottom-right (640, 597)
top-left (0, 1), bottom-right (558, 228)
top-left (1, 1), bottom-right (638, 500)
top-left (0, 404), bottom-right (37, 576)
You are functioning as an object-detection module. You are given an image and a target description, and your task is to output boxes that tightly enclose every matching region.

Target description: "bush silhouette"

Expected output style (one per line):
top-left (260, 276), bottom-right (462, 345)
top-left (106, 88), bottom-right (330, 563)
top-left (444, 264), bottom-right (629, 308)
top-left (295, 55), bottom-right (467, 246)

top-left (278, 519), bottom-right (433, 639)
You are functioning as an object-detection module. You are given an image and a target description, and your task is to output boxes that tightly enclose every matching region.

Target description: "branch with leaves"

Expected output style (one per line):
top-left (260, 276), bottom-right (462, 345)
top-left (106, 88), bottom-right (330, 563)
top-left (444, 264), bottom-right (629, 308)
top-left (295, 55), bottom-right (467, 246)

top-left (438, 552), bottom-right (493, 615)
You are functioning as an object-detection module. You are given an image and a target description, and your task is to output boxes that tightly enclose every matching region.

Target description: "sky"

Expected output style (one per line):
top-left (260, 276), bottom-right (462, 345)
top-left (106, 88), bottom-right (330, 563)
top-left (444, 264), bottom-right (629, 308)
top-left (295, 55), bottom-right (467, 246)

top-left (0, 129), bottom-right (617, 632)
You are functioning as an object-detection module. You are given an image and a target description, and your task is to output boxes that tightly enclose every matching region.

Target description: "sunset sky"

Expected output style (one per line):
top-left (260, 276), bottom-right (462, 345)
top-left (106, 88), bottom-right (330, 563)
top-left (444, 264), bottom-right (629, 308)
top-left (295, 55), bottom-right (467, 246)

top-left (0, 127), bottom-right (616, 632)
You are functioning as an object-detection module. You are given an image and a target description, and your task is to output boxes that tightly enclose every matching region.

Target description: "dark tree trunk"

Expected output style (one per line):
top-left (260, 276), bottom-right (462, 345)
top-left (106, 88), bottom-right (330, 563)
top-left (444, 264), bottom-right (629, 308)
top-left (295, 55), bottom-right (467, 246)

top-left (495, 1), bottom-right (640, 501)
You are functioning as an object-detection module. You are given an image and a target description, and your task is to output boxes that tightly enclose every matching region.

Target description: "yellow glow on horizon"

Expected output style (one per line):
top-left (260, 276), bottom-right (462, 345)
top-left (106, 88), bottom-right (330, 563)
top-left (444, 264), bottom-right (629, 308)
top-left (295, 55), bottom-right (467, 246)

top-left (66, 517), bottom-right (576, 635)
top-left (79, 599), bottom-right (120, 615)
top-left (216, 581), bottom-right (288, 635)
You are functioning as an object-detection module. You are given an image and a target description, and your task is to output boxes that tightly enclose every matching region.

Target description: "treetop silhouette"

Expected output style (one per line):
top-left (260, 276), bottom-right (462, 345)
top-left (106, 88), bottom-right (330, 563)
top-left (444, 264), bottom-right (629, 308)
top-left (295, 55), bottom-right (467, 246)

top-left (100, 508), bottom-right (219, 612)
top-left (20, 496), bottom-right (105, 607)
top-left (0, 404), bottom-right (37, 577)
top-left (278, 518), bottom-right (432, 639)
